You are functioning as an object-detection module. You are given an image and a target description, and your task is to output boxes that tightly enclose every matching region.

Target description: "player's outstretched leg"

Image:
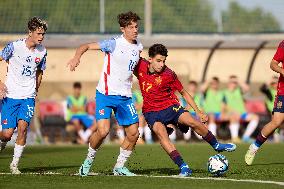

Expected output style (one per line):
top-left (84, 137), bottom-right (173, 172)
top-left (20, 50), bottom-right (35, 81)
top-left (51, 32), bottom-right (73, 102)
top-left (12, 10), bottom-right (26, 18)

top-left (153, 123), bottom-right (192, 177)
top-left (178, 112), bottom-right (237, 152)
top-left (10, 120), bottom-right (29, 174)
top-left (245, 112), bottom-right (284, 165)
top-left (113, 123), bottom-right (139, 176)
top-left (79, 119), bottom-right (109, 176)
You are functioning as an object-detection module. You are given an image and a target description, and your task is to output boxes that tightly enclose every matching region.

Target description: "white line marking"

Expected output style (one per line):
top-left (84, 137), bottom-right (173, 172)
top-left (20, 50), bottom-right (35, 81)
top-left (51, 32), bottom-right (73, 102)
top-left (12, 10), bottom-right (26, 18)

top-left (0, 172), bottom-right (283, 186)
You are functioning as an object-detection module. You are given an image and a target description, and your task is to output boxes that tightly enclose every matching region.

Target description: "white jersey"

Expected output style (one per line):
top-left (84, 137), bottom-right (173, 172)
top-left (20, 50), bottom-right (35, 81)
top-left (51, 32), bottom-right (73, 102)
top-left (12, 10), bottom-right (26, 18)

top-left (97, 35), bottom-right (143, 97)
top-left (0, 39), bottom-right (47, 99)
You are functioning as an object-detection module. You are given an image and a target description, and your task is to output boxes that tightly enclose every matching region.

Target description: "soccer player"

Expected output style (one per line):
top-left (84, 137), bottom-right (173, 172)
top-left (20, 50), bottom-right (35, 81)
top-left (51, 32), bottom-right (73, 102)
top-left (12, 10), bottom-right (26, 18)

top-left (67, 11), bottom-right (142, 176)
top-left (0, 17), bottom-right (47, 174)
top-left (135, 44), bottom-right (236, 176)
top-left (245, 40), bottom-right (284, 165)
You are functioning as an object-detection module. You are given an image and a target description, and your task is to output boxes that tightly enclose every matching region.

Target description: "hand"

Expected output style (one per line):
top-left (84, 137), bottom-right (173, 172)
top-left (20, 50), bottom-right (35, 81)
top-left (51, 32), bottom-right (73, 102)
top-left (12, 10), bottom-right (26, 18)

top-left (0, 82), bottom-right (7, 99)
top-left (197, 111), bottom-right (208, 124)
top-left (67, 57), bottom-right (80, 71)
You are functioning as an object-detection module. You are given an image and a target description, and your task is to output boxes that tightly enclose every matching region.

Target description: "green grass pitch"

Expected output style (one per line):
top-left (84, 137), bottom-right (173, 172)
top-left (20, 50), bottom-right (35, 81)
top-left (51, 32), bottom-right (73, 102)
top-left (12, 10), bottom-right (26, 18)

top-left (0, 143), bottom-right (284, 189)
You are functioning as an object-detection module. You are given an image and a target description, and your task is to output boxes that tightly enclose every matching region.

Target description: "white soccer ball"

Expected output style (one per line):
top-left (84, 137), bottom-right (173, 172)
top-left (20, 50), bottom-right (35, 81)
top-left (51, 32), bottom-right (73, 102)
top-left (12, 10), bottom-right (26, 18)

top-left (207, 154), bottom-right (229, 176)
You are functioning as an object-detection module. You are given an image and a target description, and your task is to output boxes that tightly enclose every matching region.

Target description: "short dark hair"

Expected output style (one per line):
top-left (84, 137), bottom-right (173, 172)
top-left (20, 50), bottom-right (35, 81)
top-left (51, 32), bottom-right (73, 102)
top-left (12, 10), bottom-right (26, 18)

top-left (28, 16), bottom-right (48, 31)
top-left (148, 44), bottom-right (168, 58)
top-left (73, 82), bottom-right (82, 89)
top-left (188, 80), bottom-right (198, 86)
top-left (229, 75), bottom-right (237, 79)
top-left (117, 11), bottom-right (140, 27)
top-left (212, 77), bottom-right (220, 83)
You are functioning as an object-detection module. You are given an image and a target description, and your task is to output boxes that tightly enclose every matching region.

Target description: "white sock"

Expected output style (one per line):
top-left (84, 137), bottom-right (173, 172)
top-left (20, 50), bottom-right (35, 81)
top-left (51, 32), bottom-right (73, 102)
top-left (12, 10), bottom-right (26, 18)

top-left (208, 123), bottom-right (217, 136)
top-left (86, 144), bottom-right (97, 162)
top-left (11, 144), bottom-right (25, 166)
top-left (144, 126), bottom-right (152, 142)
top-left (250, 143), bottom-right (259, 152)
top-left (243, 120), bottom-right (258, 138)
top-left (138, 127), bottom-right (144, 138)
top-left (169, 129), bottom-right (176, 141)
top-left (114, 147), bottom-right (132, 168)
top-left (117, 128), bottom-right (125, 140)
top-left (78, 129), bottom-right (85, 140)
top-left (82, 129), bottom-right (92, 142)
top-left (229, 123), bottom-right (240, 138)
top-left (183, 128), bottom-right (192, 140)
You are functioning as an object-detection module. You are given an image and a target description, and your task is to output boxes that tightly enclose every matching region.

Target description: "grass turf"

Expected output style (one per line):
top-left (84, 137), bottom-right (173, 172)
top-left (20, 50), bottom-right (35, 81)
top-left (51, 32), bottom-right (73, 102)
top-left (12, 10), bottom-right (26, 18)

top-left (0, 143), bottom-right (284, 189)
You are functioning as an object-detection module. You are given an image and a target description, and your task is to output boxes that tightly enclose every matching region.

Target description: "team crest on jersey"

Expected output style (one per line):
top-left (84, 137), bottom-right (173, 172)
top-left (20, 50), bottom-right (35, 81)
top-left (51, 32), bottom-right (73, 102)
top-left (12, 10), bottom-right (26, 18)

top-left (155, 76), bottom-right (162, 85)
top-left (139, 72), bottom-right (143, 77)
top-left (99, 109), bottom-right (105, 115)
top-left (26, 56), bottom-right (32, 63)
top-left (35, 57), bottom-right (41, 64)
top-left (2, 119), bottom-right (8, 125)
top-left (277, 101), bottom-right (282, 109)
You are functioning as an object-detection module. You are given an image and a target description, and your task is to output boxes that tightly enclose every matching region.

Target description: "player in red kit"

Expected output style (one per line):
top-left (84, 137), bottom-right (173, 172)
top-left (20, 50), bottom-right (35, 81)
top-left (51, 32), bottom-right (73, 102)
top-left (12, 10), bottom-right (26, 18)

top-left (245, 40), bottom-right (284, 165)
top-left (135, 44), bottom-right (236, 177)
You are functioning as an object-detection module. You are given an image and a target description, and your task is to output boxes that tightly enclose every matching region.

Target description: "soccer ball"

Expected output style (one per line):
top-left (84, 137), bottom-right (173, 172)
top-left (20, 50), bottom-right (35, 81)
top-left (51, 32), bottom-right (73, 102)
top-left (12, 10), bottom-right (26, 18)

top-left (207, 154), bottom-right (229, 176)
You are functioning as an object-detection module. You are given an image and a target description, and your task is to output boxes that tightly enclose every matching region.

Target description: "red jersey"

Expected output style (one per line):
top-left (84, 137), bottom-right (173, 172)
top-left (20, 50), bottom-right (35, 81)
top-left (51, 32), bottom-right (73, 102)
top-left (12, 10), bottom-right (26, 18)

top-left (135, 58), bottom-right (183, 113)
top-left (273, 40), bottom-right (284, 95)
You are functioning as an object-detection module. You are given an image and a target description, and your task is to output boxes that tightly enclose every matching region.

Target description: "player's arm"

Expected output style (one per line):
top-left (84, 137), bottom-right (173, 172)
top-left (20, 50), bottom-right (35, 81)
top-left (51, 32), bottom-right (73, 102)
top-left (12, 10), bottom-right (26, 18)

top-left (270, 59), bottom-right (284, 75)
top-left (179, 89), bottom-right (208, 123)
top-left (271, 41), bottom-right (284, 75)
top-left (36, 52), bottom-right (47, 93)
top-left (67, 42), bottom-right (101, 71)
top-left (36, 69), bottom-right (43, 92)
top-left (0, 43), bottom-right (12, 98)
top-left (67, 38), bottom-right (116, 71)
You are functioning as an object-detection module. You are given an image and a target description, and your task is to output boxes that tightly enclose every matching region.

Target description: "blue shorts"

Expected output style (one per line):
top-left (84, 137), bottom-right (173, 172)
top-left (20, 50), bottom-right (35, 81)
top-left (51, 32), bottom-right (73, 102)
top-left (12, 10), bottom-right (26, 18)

top-left (143, 104), bottom-right (188, 129)
top-left (273, 95), bottom-right (284, 114)
top-left (95, 90), bottom-right (138, 126)
top-left (71, 114), bottom-right (95, 128)
top-left (1, 97), bottom-right (35, 129)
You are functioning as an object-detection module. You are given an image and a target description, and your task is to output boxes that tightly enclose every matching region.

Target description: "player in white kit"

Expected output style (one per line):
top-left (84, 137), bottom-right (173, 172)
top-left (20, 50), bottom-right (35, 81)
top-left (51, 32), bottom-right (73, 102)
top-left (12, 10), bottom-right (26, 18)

top-left (67, 11), bottom-right (142, 176)
top-left (0, 17), bottom-right (47, 174)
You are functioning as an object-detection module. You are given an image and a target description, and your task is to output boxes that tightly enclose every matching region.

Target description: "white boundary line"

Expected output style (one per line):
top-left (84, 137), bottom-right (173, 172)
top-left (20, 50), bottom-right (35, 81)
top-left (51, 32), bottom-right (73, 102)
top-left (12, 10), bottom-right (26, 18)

top-left (0, 172), bottom-right (284, 186)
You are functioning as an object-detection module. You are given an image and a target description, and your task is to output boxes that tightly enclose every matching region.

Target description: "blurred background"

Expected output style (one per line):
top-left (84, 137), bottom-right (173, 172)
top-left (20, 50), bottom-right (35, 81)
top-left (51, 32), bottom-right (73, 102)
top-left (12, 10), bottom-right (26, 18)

top-left (0, 0), bottom-right (284, 145)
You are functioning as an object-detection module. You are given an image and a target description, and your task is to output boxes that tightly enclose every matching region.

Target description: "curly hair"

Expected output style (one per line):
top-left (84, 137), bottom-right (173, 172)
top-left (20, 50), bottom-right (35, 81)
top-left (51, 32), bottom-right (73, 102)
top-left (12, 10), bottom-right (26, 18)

top-left (28, 17), bottom-right (48, 31)
top-left (117, 11), bottom-right (140, 27)
top-left (148, 44), bottom-right (168, 58)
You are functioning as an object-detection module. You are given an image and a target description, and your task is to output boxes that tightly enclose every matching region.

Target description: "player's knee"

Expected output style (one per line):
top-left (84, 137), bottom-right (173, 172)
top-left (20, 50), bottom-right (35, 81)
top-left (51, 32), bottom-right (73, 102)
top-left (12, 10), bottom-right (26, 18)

top-left (127, 130), bottom-right (139, 142)
top-left (2, 132), bottom-right (13, 141)
top-left (97, 127), bottom-right (109, 138)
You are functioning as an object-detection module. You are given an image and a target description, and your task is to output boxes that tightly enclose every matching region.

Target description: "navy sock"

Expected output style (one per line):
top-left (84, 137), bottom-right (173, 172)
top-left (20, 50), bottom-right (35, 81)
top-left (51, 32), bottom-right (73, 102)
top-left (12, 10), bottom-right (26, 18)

top-left (202, 131), bottom-right (218, 147)
top-left (254, 133), bottom-right (267, 147)
top-left (169, 150), bottom-right (184, 168)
